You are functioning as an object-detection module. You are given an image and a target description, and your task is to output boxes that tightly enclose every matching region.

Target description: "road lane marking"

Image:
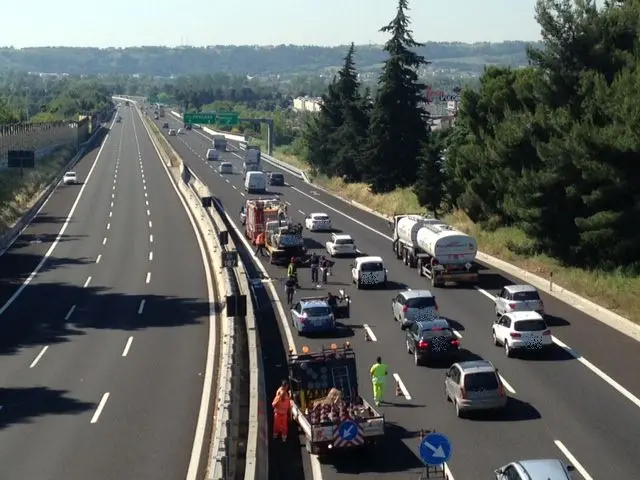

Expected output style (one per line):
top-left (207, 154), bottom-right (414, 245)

top-left (83, 276), bottom-right (92, 288)
top-left (122, 336), bottom-right (134, 357)
top-left (111, 193), bottom-right (115, 199)
top-left (148, 221), bottom-right (152, 228)
top-left (144, 192), bottom-right (148, 198)
top-left (298, 209), bottom-right (305, 215)
top-left (90, 392), bottom-right (110, 424)
top-left (285, 201), bottom-right (291, 206)
top-left (498, 374), bottom-right (516, 394)
top-left (138, 299), bottom-right (146, 314)
top-left (102, 237), bottom-right (107, 245)
top-left (148, 251), bottom-right (153, 261)
top-left (110, 201), bottom-right (114, 208)
top-left (393, 373), bottom-right (412, 400)
top-left (363, 324), bottom-right (377, 341)
top-left (143, 185), bottom-right (146, 190)
top-left (146, 209), bottom-right (151, 216)
top-left (232, 185), bottom-right (237, 190)
top-left (149, 234), bottom-right (154, 243)
top-left (112, 185), bottom-right (115, 190)
top-left (106, 223), bottom-right (110, 230)
top-left (145, 200), bottom-right (149, 206)
top-left (475, 287), bottom-right (496, 301)
top-left (552, 336), bottom-right (640, 409)
top-left (96, 254), bottom-right (102, 264)
top-left (64, 305), bottom-right (76, 320)
top-left (554, 440), bottom-right (594, 480)
top-left (225, 179), bottom-right (230, 183)
top-left (145, 272), bottom-right (151, 284)
top-left (240, 192), bottom-right (245, 197)
top-left (0, 118), bottom-right (118, 315)
top-left (142, 178), bottom-right (146, 184)
top-left (29, 346), bottom-right (49, 368)
top-left (109, 211), bottom-right (112, 217)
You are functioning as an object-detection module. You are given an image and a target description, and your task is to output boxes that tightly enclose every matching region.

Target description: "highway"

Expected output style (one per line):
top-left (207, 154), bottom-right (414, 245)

top-left (0, 106), bottom-right (214, 480)
top-left (158, 112), bottom-right (640, 480)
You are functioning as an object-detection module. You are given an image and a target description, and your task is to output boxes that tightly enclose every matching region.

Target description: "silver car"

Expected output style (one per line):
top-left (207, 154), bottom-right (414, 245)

top-left (392, 290), bottom-right (439, 327)
top-left (495, 284), bottom-right (544, 316)
top-left (444, 360), bottom-right (508, 417)
top-left (495, 459), bottom-right (576, 479)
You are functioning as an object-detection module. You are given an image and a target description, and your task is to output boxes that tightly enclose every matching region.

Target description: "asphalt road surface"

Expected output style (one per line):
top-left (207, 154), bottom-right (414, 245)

top-left (158, 112), bottom-right (640, 480)
top-left (0, 106), bottom-right (213, 480)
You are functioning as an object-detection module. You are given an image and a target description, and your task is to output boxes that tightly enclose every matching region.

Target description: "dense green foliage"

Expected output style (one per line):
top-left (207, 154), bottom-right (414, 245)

top-left (0, 42), bottom-right (537, 77)
top-left (0, 71), bottom-right (113, 123)
top-left (446, 0), bottom-right (640, 270)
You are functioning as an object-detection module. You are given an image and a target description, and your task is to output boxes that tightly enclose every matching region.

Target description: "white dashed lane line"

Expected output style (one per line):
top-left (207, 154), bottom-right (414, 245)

top-left (106, 223), bottom-right (110, 230)
top-left (102, 237), bottom-right (107, 246)
top-left (148, 251), bottom-right (153, 261)
top-left (148, 221), bottom-right (152, 228)
top-left (145, 272), bottom-right (151, 284)
top-left (95, 254), bottom-right (102, 264)
top-left (149, 234), bottom-right (153, 243)
top-left (29, 346), bottom-right (48, 369)
top-left (122, 337), bottom-right (134, 357)
top-left (83, 276), bottom-right (92, 288)
top-left (90, 393), bottom-right (110, 424)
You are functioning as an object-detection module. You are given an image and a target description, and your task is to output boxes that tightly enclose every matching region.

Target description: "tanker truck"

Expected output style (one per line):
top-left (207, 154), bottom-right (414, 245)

top-left (391, 215), bottom-right (479, 288)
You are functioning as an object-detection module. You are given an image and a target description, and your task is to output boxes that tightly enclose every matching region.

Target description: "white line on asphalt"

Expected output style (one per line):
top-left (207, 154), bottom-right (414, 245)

top-left (363, 324), bottom-right (377, 341)
top-left (148, 221), bottom-right (152, 229)
top-left (232, 185), bottom-right (237, 190)
top-left (554, 440), bottom-right (594, 480)
top-left (240, 192), bottom-right (245, 197)
top-left (90, 392), bottom-right (110, 424)
top-left (112, 185), bottom-right (115, 190)
top-left (145, 200), bottom-right (149, 206)
top-left (122, 336), bottom-right (134, 357)
top-left (83, 276), bottom-right (92, 288)
top-left (111, 193), bottom-right (115, 199)
top-left (148, 251), bottom-right (153, 261)
top-left (109, 211), bottom-right (112, 218)
top-left (110, 201), bottom-right (114, 208)
top-left (285, 201), bottom-right (291, 206)
top-left (149, 234), bottom-right (153, 243)
top-left (29, 346), bottom-right (49, 368)
top-left (96, 254), bottom-right (102, 264)
top-left (142, 178), bottom-right (146, 184)
top-left (64, 305), bottom-right (76, 320)
top-left (106, 223), bottom-right (110, 230)
top-left (146, 209), bottom-right (151, 216)
top-left (392, 373), bottom-right (412, 400)
top-left (498, 374), bottom-right (516, 394)
top-left (0, 119), bottom-right (116, 315)
top-left (475, 287), bottom-right (496, 301)
top-left (102, 237), bottom-right (107, 245)
top-left (552, 336), bottom-right (640, 409)
top-left (144, 192), bottom-right (147, 198)
top-left (225, 179), bottom-right (229, 183)
top-left (146, 272), bottom-right (151, 284)
top-left (298, 209), bottom-right (305, 215)
top-left (137, 299), bottom-right (145, 314)
top-left (143, 185), bottom-right (146, 190)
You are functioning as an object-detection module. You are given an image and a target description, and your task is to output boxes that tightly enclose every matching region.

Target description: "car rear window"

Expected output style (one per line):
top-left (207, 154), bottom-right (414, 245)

top-left (512, 291), bottom-right (540, 301)
top-left (514, 319), bottom-right (547, 332)
top-left (420, 329), bottom-right (454, 340)
top-left (314, 215), bottom-right (329, 221)
top-left (361, 262), bottom-right (383, 272)
top-left (335, 238), bottom-right (353, 245)
top-left (463, 372), bottom-right (499, 391)
top-left (303, 306), bottom-right (332, 317)
top-left (406, 297), bottom-right (436, 309)
top-left (271, 173), bottom-right (283, 179)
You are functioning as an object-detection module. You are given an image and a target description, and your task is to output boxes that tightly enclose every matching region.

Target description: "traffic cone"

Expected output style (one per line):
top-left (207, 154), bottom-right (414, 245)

top-left (395, 380), bottom-right (402, 397)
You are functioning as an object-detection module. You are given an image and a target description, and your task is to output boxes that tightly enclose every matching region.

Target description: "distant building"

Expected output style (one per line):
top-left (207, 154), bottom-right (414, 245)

top-left (293, 96), bottom-right (322, 112)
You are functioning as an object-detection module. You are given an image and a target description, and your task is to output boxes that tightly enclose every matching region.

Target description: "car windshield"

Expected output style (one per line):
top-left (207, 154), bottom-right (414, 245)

top-left (271, 174), bottom-right (283, 179)
top-left (335, 238), bottom-right (353, 245)
top-left (314, 215), bottom-right (329, 221)
top-left (303, 306), bottom-right (332, 317)
top-left (406, 297), bottom-right (436, 309)
top-left (514, 319), bottom-right (547, 332)
top-left (361, 262), bottom-right (383, 272)
top-left (463, 372), bottom-right (499, 391)
top-left (512, 290), bottom-right (540, 301)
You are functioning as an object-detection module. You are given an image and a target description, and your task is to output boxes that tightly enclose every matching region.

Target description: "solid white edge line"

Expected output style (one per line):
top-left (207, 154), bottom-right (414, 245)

top-left (363, 324), bottom-right (377, 342)
top-left (90, 392), bottom-right (110, 424)
top-left (137, 299), bottom-right (145, 314)
top-left (498, 374), bottom-right (516, 394)
top-left (392, 373), bottom-right (412, 400)
top-left (29, 345), bottom-right (49, 368)
top-left (133, 106), bottom-right (217, 480)
top-left (0, 118), bottom-right (115, 316)
top-left (122, 336), bottom-right (134, 357)
top-left (554, 440), bottom-right (594, 480)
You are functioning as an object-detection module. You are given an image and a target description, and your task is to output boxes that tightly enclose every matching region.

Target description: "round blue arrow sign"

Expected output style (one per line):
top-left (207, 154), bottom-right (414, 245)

top-left (338, 420), bottom-right (358, 441)
top-left (419, 432), bottom-right (452, 466)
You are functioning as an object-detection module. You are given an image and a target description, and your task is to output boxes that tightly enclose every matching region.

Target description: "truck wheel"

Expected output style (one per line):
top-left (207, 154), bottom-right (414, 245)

top-left (357, 280), bottom-right (362, 289)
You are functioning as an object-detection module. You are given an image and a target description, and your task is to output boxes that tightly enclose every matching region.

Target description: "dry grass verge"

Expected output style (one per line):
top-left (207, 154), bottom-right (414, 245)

top-left (0, 145), bottom-right (76, 236)
top-left (277, 152), bottom-right (640, 323)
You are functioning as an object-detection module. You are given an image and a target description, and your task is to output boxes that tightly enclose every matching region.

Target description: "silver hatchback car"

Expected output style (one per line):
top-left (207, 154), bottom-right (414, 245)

top-left (392, 289), bottom-right (439, 327)
top-left (495, 458), bottom-right (576, 479)
top-left (444, 360), bottom-right (508, 417)
top-left (495, 284), bottom-right (544, 316)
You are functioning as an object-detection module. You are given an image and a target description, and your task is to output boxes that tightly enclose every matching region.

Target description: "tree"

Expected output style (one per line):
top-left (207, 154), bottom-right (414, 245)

top-left (0, 97), bottom-right (18, 124)
top-left (413, 140), bottom-right (445, 216)
top-left (363, 0), bottom-right (429, 193)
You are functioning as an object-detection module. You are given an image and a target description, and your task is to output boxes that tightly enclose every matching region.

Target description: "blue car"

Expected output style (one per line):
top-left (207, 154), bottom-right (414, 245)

top-left (291, 298), bottom-right (336, 336)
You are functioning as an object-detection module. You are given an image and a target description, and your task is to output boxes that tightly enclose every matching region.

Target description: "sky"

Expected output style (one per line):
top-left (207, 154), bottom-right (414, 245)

top-left (0, 0), bottom-right (543, 48)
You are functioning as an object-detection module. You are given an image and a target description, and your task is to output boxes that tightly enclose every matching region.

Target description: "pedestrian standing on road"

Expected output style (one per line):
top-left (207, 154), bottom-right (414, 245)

top-left (255, 231), bottom-right (267, 257)
top-left (272, 381), bottom-right (292, 442)
top-left (370, 356), bottom-right (388, 407)
top-left (309, 253), bottom-right (320, 284)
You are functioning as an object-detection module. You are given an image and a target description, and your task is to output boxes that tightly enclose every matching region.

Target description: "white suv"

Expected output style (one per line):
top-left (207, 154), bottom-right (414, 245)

top-left (62, 171), bottom-right (78, 185)
top-left (492, 311), bottom-right (552, 357)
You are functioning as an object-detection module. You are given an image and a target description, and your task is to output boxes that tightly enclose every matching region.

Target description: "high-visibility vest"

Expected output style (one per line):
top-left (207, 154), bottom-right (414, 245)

top-left (273, 394), bottom-right (291, 415)
top-left (256, 232), bottom-right (265, 245)
top-left (370, 362), bottom-right (388, 384)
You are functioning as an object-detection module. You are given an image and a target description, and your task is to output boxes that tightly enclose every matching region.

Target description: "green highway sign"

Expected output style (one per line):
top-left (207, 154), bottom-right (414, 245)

top-left (184, 112), bottom-right (217, 124)
top-left (217, 112), bottom-right (239, 126)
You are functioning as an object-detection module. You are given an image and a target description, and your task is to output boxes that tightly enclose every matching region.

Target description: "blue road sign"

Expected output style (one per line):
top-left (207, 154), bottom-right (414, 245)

top-left (338, 420), bottom-right (358, 442)
top-left (419, 432), bottom-right (452, 466)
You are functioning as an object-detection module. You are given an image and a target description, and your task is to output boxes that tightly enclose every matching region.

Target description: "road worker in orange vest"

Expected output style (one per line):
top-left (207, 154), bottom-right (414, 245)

top-left (272, 380), bottom-right (291, 442)
top-left (255, 231), bottom-right (266, 257)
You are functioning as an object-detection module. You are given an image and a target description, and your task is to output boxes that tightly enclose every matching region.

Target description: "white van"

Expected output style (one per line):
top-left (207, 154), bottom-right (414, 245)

top-left (351, 256), bottom-right (387, 289)
top-left (206, 149), bottom-right (219, 161)
top-left (244, 171), bottom-right (266, 194)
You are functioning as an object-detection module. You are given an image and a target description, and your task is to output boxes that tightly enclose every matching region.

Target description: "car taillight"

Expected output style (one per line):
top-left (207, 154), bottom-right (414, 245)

top-left (510, 332), bottom-right (521, 338)
top-left (498, 383), bottom-right (505, 397)
top-left (402, 305), bottom-right (408, 313)
top-left (542, 330), bottom-right (551, 336)
top-left (450, 339), bottom-right (459, 347)
top-left (508, 303), bottom-right (517, 309)
top-left (418, 340), bottom-right (429, 349)
top-left (300, 313), bottom-right (308, 323)
top-left (459, 387), bottom-right (466, 399)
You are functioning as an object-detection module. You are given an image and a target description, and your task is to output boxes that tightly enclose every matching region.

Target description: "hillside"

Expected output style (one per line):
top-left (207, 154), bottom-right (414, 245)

top-left (0, 42), bottom-right (538, 77)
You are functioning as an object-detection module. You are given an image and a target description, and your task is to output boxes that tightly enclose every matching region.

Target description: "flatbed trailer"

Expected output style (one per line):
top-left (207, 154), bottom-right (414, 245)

top-left (288, 343), bottom-right (385, 456)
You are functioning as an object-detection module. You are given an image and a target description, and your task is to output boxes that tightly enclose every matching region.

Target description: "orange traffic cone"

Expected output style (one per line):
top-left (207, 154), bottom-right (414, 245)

top-left (395, 380), bottom-right (402, 397)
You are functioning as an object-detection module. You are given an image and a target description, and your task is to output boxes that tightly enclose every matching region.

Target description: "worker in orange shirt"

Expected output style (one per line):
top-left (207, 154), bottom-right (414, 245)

top-left (272, 380), bottom-right (291, 442)
top-left (255, 231), bottom-right (266, 257)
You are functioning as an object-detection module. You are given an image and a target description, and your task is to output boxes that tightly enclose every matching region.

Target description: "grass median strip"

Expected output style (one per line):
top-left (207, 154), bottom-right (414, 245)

top-left (271, 152), bottom-right (640, 323)
top-left (0, 145), bottom-right (76, 236)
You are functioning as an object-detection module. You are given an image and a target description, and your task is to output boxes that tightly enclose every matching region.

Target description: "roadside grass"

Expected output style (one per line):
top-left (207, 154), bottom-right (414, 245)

top-left (0, 145), bottom-right (76, 236)
top-left (273, 151), bottom-right (640, 323)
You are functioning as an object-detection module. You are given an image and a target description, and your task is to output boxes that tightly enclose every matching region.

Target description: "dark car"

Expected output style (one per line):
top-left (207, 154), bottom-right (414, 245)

top-left (268, 172), bottom-right (285, 186)
top-left (405, 319), bottom-right (460, 366)
top-left (162, 122), bottom-right (169, 129)
top-left (184, 123), bottom-right (192, 130)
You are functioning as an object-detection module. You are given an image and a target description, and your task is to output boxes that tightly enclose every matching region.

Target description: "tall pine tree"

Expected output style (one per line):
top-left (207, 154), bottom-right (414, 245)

top-left (363, 0), bottom-right (429, 193)
top-left (304, 79), bottom-right (343, 175)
